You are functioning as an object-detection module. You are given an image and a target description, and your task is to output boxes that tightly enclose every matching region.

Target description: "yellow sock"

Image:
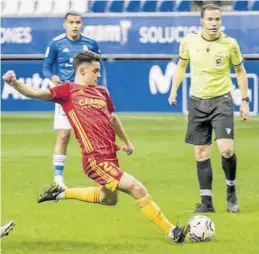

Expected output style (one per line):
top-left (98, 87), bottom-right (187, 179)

top-left (137, 195), bottom-right (173, 233)
top-left (65, 187), bottom-right (102, 203)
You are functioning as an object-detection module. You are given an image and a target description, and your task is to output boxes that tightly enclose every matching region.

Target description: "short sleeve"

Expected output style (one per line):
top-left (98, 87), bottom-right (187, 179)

top-left (179, 38), bottom-right (190, 60)
top-left (92, 40), bottom-right (101, 54)
top-left (106, 95), bottom-right (115, 114)
top-left (42, 41), bottom-right (58, 79)
top-left (99, 87), bottom-right (115, 113)
top-left (49, 82), bottom-right (70, 103)
top-left (230, 40), bottom-right (243, 66)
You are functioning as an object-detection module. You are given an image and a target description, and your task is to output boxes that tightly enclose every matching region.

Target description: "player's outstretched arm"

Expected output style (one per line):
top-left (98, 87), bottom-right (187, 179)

top-left (168, 59), bottom-right (189, 105)
top-left (111, 113), bottom-right (134, 155)
top-left (234, 64), bottom-right (249, 121)
top-left (3, 71), bottom-right (52, 101)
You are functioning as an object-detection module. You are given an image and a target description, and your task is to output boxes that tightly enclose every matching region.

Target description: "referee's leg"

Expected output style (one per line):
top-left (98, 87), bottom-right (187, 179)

top-left (185, 121), bottom-right (215, 213)
top-left (214, 122), bottom-right (239, 213)
top-left (185, 97), bottom-right (215, 213)
top-left (213, 93), bottom-right (239, 213)
top-left (187, 135), bottom-right (216, 213)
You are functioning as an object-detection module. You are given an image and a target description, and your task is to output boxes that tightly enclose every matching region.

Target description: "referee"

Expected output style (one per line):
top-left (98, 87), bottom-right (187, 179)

top-left (168, 4), bottom-right (249, 213)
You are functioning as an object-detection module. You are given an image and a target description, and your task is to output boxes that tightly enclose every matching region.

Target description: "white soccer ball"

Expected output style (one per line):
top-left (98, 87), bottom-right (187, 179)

top-left (188, 215), bottom-right (215, 242)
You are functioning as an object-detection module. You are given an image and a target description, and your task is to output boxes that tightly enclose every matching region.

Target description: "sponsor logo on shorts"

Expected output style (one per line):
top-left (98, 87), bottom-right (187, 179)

top-left (99, 162), bottom-right (118, 177)
top-left (226, 128), bottom-right (232, 135)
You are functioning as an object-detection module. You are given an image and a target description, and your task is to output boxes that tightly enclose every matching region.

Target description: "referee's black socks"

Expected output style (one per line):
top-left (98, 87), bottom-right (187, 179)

top-left (197, 159), bottom-right (213, 205)
top-left (222, 154), bottom-right (237, 196)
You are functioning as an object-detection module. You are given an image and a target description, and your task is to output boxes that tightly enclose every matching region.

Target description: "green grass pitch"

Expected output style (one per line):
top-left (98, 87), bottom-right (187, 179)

top-left (1, 113), bottom-right (259, 254)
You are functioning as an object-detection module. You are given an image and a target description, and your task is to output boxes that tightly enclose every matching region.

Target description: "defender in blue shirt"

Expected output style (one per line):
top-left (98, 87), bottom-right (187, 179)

top-left (43, 31), bottom-right (103, 83)
top-left (42, 11), bottom-right (106, 188)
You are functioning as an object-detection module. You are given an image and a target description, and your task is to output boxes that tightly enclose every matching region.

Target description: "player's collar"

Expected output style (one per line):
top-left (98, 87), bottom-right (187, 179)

top-left (200, 32), bottom-right (221, 42)
top-left (66, 33), bottom-right (81, 42)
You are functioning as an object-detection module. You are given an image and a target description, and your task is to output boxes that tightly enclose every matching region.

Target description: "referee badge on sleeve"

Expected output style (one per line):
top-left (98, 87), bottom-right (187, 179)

top-left (83, 45), bottom-right (89, 51)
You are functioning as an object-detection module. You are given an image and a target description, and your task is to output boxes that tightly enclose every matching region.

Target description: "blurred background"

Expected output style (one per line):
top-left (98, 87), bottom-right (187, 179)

top-left (1, 0), bottom-right (259, 114)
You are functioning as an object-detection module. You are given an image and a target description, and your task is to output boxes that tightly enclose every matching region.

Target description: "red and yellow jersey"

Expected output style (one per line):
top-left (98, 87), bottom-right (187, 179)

top-left (49, 82), bottom-right (120, 160)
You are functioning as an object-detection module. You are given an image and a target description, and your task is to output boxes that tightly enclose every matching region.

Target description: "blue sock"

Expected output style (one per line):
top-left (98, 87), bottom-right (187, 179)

top-left (53, 155), bottom-right (66, 177)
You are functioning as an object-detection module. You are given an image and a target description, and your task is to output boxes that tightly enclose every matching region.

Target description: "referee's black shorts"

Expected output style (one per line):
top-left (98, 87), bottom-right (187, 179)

top-left (185, 92), bottom-right (234, 145)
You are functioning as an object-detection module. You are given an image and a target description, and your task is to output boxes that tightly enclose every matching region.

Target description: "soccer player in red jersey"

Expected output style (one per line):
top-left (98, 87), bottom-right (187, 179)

top-left (3, 51), bottom-right (188, 243)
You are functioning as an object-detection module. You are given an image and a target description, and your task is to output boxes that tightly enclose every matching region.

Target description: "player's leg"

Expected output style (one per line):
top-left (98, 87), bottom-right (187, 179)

top-left (53, 129), bottom-right (70, 186)
top-left (53, 104), bottom-right (72, 188)
top-left (212, 93), bottom-right (238, 212)
top-left (1, 221), bottom-right (15, 238)
top-left (117, 172), bottom-right (188, 243)
top-left (117, 172), bottom-right (172, 232)
top-left (39, 157), bottom-right (120, 206)
top-left (85, 157), bottom-right (181, 235)
top-left (38, 158), bottom-right (187, 242)
top-left (185, 97), bottom-right (215, 213)
top-left (38, 183), bottom-right (118, 206)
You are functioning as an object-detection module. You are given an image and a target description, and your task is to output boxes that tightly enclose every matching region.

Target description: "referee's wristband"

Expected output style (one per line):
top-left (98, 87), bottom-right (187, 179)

top-left (241, 97), bottom-right (249, 103)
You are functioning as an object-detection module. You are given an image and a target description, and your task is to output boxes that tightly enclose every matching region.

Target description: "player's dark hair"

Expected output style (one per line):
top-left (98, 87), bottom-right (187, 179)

top-left (73, 51), bottom-right (101, 70)
top-left (64, 11), bottom-right (82, 20)
top-left (201, 4), bottom-right (221, 18)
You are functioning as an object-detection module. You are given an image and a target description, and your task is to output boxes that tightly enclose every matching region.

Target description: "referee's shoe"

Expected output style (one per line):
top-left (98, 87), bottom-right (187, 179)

top-left (190, 203), bottom-right (215, 213)
top-left (227, 194), bottom-right (240, 213)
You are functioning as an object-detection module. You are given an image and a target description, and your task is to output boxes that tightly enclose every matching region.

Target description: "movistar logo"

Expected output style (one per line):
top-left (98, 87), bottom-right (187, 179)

top-left (149, 61), bottom-right (176, 95)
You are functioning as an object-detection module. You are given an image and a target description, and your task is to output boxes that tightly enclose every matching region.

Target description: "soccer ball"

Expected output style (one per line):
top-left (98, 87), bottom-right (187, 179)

top-left (187, 215), bottom-right (215, 242)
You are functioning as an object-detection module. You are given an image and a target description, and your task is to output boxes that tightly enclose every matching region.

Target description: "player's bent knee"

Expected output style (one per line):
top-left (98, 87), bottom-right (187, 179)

top-left (117, 173), bottom-right (147, 199)
top-left (220, 147), bottom-right (234, 158)
top-left (131, 182), bottom-right (147, 199)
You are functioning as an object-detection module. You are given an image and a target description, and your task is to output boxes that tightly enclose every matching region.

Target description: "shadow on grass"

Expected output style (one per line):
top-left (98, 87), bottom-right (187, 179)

top-left (1, 240), bottom-right (147, 254)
